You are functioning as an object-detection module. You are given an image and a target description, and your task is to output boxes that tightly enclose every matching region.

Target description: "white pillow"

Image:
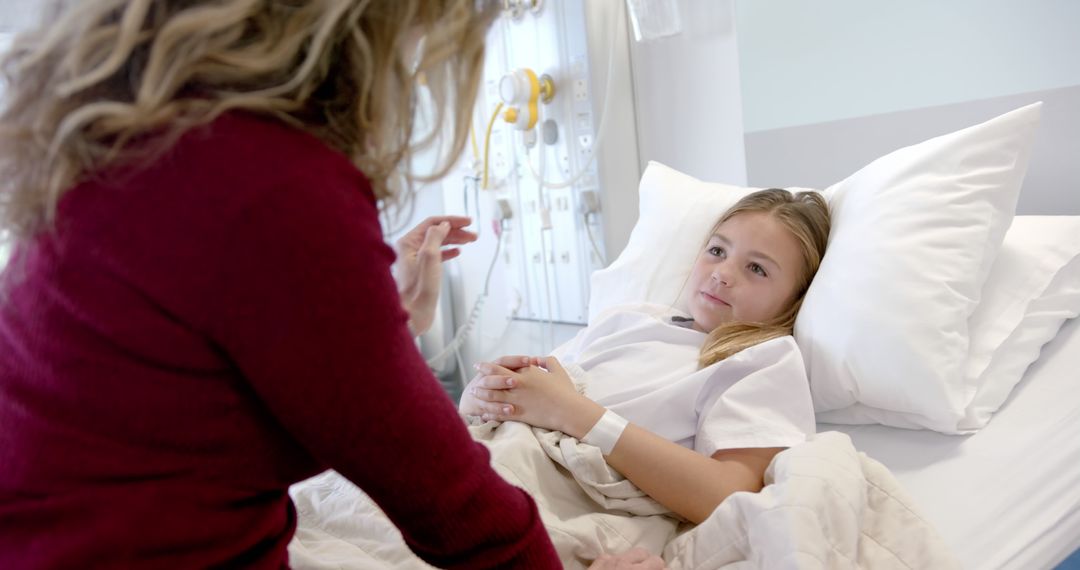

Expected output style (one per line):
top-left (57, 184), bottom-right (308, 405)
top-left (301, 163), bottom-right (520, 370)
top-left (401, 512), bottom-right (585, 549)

top-left (589, 102), bottom-right (1042, 434)
top-left (589, 165), bottom-right (815, 320)
top-left (959, 216), bottom-right (1080, 430)
top-left (588, 164), bottom-right (754, 322)
top-left (801, 103), bottom-right (1040, 433)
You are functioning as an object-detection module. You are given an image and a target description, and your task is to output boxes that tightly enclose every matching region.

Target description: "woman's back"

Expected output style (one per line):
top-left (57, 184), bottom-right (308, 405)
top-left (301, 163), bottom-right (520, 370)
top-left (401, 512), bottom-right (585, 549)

top-left (0, 113), bottom-right (560, 568)
top-left (0, 113), bottom-right (357, 566)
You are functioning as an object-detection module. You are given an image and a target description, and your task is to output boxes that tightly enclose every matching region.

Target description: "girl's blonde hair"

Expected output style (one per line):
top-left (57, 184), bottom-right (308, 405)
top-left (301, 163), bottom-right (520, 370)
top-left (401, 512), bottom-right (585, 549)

top-left (696, 189), bottom-right (830, 368)
top-left (0, 0), bottom-right (498, 239)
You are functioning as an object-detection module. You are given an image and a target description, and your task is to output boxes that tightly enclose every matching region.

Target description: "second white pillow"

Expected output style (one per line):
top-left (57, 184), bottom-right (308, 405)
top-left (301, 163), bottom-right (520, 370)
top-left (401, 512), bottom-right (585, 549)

top-left (799, 103), bottom-right (1041, 433)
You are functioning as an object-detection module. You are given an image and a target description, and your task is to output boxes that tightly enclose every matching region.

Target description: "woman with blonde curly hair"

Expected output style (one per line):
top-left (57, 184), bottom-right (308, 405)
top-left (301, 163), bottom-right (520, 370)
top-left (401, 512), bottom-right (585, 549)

top-left (0, 1), bottom-right (569, 567)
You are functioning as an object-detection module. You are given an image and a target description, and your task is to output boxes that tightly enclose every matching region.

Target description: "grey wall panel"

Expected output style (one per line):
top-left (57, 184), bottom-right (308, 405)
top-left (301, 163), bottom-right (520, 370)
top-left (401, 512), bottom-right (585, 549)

top-left (744, 85), bottom-right (1080, 214)
top-left (736, 0), bottom-right (1080, 133)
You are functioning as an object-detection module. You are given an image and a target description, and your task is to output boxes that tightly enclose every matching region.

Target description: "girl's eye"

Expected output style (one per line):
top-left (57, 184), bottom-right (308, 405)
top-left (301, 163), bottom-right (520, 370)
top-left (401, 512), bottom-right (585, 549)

top-left (749, 263), bottom-right (767, 277)
top-left (708, 246), bottom-right (726, 258)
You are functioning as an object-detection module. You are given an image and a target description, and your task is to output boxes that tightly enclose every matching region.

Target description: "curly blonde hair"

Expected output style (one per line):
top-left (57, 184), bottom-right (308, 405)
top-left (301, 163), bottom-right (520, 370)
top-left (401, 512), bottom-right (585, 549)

top-left (695, 189), bottom-right (831, 368)
top-left (0, 0), bottom-right (497, 239)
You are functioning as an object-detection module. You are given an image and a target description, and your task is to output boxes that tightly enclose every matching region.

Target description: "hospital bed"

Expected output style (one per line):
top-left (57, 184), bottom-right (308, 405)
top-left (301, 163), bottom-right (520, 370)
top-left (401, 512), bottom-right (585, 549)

top-left (823, 315), bottom-right (1080, 569)
top-left (571, 100), bottom-right (1080, 567)
top-left (289, 102), bottom-right (1079, 568)
top-left (288, 316), bottom-right (1079, 569)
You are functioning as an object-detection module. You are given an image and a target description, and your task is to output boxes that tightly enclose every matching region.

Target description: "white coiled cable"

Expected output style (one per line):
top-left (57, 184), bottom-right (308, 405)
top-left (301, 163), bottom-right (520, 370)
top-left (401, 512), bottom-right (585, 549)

top-left (425, 220), bottom-right (506, 370)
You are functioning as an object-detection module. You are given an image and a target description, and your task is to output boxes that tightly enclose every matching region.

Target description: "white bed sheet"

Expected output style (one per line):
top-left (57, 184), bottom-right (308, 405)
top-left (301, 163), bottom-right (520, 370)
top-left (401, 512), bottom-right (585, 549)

top-left (819, 317), bottom-right (1080, 570)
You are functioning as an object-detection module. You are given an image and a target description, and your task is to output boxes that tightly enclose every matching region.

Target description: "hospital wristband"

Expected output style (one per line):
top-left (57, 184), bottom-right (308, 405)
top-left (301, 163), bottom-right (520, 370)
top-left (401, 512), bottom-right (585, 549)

top-left (580, 410), bottom-right (628, 456)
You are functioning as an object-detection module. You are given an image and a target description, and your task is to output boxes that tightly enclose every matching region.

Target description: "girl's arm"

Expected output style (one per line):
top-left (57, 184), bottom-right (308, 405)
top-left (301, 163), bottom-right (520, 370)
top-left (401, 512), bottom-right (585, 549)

top-left (471, 357), bottom-right (783, 524)
top-left (608, 425), bottom-right (781, 524)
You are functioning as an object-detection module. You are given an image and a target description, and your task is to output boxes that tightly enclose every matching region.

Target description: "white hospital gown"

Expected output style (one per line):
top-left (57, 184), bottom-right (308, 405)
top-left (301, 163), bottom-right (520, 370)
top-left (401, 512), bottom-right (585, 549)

top-left (552, 303), bottom-right (815, 456)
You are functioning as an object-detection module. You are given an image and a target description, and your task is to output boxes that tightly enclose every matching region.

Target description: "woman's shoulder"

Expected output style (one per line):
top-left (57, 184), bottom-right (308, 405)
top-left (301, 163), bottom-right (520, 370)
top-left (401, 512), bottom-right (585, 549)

top-left (154, 112), bottom-right (377, 214)
top-left (171, 112), bottom-right (366, 189)
top-left (219, 112), bottom-right (355, 162)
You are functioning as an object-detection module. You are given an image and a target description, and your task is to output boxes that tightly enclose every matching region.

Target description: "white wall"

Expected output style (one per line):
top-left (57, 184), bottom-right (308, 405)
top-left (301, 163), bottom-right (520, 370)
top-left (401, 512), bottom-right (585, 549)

top-left (737, 0), bottom-right (1080, 133)
top-left (583, 0), bottom-right (749, 264)
top-left (628, 0), bottom-right (747, 186)
top-left (737, 0), bottom-right (1080, 214)
top-left (583, 0), bottom-right (641, 262)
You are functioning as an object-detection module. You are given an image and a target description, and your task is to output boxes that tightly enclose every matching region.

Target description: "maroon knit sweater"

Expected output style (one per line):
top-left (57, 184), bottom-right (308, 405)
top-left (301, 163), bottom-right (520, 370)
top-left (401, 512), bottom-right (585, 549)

top-left (0, 113), bottom-right (559, 569)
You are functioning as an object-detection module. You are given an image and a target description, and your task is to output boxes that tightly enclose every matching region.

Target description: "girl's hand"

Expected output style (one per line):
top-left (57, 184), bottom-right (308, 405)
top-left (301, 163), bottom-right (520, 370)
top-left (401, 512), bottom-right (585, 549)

top-left (458, 355), bottom-right (532, 417)
top-left (472, 356), bottom-right (604, 437)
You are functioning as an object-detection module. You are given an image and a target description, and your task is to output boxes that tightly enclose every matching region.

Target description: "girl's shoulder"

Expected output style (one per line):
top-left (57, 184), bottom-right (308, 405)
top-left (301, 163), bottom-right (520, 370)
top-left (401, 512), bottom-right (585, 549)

top-left (744, 333), bottom-right (800, 354)
top-left (719, 334), bottom-right (803, 368)
top-left (755, 334), bottom-right (799, 351)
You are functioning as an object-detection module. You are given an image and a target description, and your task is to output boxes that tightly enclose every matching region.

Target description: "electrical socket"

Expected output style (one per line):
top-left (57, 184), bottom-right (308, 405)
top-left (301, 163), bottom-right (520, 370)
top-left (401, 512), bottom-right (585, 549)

top-left (576, 112), bottom-right (592, 131)
top-left (580, 189), bottom-right (600, 214)
top-left (540, 207), bottom-right (553, 230)
top-left (495, 198), bottom-right (514, 220)
top-left (493, 150), bottom-right (507, 178)
top-left (573, 79), bottom-right (588, 102)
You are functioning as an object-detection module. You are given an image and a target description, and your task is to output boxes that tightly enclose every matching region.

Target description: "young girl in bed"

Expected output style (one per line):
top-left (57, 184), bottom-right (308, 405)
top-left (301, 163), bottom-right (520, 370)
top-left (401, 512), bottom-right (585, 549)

top-left (460, 188), bottom-right (830, 525)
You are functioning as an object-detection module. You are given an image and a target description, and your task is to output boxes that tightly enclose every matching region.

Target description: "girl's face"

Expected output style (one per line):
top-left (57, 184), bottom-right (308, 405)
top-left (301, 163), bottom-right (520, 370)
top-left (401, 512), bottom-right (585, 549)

top-left (684, 212), bottom-right (805, 333)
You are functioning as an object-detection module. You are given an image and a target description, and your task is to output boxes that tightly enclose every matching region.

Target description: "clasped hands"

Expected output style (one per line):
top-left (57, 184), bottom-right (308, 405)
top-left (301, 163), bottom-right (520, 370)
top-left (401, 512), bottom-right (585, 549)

top-left (460, 355), bottom-right (605, 441)
top-left (462, 357), bottom-right (665, 570)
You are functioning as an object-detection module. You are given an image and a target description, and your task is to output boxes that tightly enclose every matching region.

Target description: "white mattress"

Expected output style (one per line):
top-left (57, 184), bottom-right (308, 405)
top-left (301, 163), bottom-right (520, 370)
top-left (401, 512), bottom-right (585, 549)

top-left (819, 317), bottom-right (1080, 570)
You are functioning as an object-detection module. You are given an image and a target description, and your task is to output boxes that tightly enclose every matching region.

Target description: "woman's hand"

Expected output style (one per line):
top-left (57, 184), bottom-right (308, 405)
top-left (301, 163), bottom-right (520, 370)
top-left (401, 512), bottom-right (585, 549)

top-left (393, 216), bottom-right (477, 335)
top-left (471, 356), bottom-right (605, 437)
top-left (588, 548), bottom-right (666, 570)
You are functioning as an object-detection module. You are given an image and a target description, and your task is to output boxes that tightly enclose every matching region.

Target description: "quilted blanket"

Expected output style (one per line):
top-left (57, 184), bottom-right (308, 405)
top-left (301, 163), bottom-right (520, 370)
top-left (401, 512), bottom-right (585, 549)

top-left (287, 422), bottom-right (958, 569)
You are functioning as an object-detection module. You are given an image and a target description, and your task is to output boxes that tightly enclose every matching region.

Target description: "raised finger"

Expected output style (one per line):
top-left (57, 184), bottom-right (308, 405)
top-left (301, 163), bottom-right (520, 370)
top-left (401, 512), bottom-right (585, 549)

top-left (418, 223), bottom-right (451, 260)
top-left (402, 216), bottom-right (453, 243)
top-left (429, 215), bottom-right (472, 227)
top-left (422, 216), bottom-right (475, 240)
top-left (443, 227), bottom-right (478, 245)
top-left (415, 215), bottom-right (471, 228)
top-left (440, 248), bottom-right (462, 262)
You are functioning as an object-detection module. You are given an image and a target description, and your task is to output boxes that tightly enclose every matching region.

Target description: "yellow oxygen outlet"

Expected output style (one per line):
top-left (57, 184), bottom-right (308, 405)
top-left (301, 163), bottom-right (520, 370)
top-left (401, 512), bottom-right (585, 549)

top-left (499, 68), bottom-right (555, 130)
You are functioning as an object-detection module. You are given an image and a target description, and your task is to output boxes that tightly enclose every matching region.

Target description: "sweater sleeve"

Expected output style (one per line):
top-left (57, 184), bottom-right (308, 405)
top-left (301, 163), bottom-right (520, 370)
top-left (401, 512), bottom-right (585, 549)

top-left (210, 164), bottom-right (559, 569)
